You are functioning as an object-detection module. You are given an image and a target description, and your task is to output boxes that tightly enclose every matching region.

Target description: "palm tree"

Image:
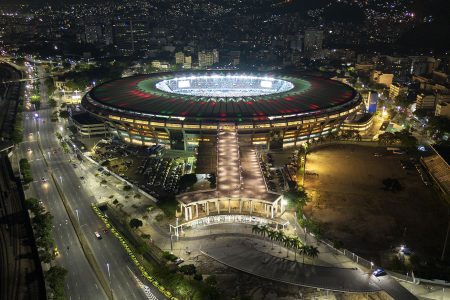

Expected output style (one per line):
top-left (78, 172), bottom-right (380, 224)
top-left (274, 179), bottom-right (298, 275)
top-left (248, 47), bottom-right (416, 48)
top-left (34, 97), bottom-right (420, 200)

top-left (282, 235), bottom-right (292, 257)
top-left (267, 229), bottom-right (277, 250)
top-left (259, 225), bottom-right (269, 247)
top-left (299, 245), bottom-right (308, 263)
top-left (251, 224), bottom-right (260, 235)
top-left (275, 231), bottom-right (284, 253)
top-left (290, 237), bottom-right (302, 261)
top-left (306, 245), bottom-right (319, 261)
top-left (260, 225), bottom-right (269, 238)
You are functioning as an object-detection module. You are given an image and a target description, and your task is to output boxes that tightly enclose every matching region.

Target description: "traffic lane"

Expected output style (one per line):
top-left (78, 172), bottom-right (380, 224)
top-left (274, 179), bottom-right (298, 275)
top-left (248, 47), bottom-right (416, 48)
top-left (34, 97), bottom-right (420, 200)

top-left (35, 109), bottom-right (151, 299)
top-left (25, 153), bottom-right (106, 300)
top-left (35, 83), bottom-right (161, 300)
top-left (58, 155), bottom-right (165, 300)
top-left (67, 162), bottom-right (167, 300)
top-left (56, 162), bottom-right (149, 300)
top-left (19, 134), bottom-right (107, 300)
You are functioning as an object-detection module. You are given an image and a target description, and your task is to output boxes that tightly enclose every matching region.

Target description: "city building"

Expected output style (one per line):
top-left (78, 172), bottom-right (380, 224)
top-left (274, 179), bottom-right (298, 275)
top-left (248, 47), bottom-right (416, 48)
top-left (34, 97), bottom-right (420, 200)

top-left (435, 100), bottom-right (450, 118)
top-left (112, 20), bottom-right (149, 55)
top-left (175, 51), bottom-right (185, 64)
top-left (71, 113), bottom-right (108, 137)
top-left (416, 93), bottom-right (450, 111)
top-left (303, 29), bottom-right (323, 59)
top-left (82, 71), bottom-right (362, 151)
top-left (198, 49), bottom-right (219, 68)
top-left (365, 90), bottom-right (378, 113)
top-left (371, 70), bottom-right (394, 87)
top-left (340, 113), bottom-right (374, 135)
top-left (410, 56), bottom-right (437, 76)
top-left (183, 56), bottom-right (192, 69)
top-left (389, 83), bottom-right (409, 100)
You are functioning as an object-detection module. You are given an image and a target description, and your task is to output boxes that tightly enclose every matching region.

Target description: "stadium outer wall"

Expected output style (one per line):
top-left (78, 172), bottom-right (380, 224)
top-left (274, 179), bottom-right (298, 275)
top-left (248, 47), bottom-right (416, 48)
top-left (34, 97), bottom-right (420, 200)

top-left (81, 74), bottom-right (363, 151)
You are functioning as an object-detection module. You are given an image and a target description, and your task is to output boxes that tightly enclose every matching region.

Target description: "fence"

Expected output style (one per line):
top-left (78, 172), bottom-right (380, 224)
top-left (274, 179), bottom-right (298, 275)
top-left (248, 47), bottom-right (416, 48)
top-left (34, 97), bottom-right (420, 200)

top-left (298, 214), bottom-right (450, 288)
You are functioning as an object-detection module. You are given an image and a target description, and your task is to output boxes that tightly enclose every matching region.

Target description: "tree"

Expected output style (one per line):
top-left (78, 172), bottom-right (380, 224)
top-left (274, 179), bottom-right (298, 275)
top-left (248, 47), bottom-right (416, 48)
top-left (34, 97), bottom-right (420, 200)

top-left (48, 98), bottom-right (57, 108)
top-left (275, 231), bottom-right (285, 253)
top-left (283, 235), bottom-right (291, 257)
top-left (38, 249), bottom-right (53, 264)
top-left (205, 275), bottom-right (217, 286)
top-left (251, 224), bottom-right (261, 235)
top-left (394, 94), bottom-right (412, 109)
top-left (46, 266), bottom-right (68, 299)
top-left (267, 229), bottom-right (277, 250)
top-left (179, 264), bottom-right (196, 275)
top-left (193, 273), bottom-right (203, 281)
top-left (129, 218), bottom-right (143, 229)
top-left (413, 108), bottom-right (429, 119)
top-left (428, 116), bottom-right (450, 139)
top-left (306, 245), bottom-right (319, 261)
top-left (259, 225), bottom-right (269, 239)
top-left (299, 245), bottom-right (308, 263)
top-left (290, 237), bottom-right (302, 261)
top-left (178, 174), bottom-right (197, 192)
top-left (378, 132), bottom-right (396, 145)
top-left (393, 129), bottom-right (417, 148)
top-left (59, 110), bottom-right (70, 119)
top-left (25, 197), bottom-right (44, 215)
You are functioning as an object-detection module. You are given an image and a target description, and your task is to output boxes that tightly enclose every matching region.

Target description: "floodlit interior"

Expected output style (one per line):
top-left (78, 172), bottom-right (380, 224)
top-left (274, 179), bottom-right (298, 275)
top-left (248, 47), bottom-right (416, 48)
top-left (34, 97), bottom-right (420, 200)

top-left (155, 75), bottom-right (294, 98)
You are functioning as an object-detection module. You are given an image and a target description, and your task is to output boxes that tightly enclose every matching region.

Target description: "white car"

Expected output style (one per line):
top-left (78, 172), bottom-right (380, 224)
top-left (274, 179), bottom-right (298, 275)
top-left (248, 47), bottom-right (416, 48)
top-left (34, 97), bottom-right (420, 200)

top-left (94, 231), bottom-right (102, 240)
top-left (41, 177), bottom-right (47, 183)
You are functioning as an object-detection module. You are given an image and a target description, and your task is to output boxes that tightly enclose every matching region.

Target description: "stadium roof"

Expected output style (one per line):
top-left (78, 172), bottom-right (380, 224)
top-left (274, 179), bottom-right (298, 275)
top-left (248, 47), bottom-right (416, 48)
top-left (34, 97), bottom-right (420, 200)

top-left (88, 71), bottom-right (358, 121)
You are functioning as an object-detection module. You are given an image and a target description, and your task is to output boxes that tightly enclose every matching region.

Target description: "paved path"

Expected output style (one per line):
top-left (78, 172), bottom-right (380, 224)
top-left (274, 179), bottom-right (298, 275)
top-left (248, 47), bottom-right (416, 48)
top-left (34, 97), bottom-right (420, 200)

top-left (201, 237), bottom-right (381, 293)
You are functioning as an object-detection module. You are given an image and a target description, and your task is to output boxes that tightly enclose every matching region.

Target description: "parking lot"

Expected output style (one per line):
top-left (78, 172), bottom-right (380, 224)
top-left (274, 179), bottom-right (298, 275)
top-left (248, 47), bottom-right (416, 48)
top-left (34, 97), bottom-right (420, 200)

top-left (91, 140), bottom-right (193, 198)
top-left (303, 144), bottom-right (448, 262)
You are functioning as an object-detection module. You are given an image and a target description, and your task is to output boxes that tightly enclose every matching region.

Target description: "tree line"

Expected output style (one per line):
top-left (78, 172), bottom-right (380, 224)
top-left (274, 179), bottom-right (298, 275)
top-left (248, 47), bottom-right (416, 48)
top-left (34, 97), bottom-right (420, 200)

top-left (252, 224), bottom-right (319, 263)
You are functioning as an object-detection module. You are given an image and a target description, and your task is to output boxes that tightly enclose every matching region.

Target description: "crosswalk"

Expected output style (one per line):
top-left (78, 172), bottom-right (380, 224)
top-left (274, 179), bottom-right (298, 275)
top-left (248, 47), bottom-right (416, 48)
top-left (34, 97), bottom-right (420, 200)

top-left (127, 267), bottom-right (159, 300)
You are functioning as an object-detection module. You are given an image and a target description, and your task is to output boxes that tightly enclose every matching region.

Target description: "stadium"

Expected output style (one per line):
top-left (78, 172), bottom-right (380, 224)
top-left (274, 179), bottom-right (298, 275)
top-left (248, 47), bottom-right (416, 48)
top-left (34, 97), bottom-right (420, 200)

top-left (82, 71), bottom-right (362, 150)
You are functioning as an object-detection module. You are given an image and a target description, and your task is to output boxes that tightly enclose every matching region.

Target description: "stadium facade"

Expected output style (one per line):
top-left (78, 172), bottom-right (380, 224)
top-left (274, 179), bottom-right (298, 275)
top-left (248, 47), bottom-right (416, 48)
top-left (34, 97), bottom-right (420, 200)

top-left (82, 71), bottom-right (362, 150)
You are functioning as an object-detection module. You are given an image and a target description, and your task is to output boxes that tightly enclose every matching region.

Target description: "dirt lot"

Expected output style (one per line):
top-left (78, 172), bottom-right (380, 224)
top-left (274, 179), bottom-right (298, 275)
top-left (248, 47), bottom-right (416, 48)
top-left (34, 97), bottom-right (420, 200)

top-left (303, 144), bottom-right (448, 263)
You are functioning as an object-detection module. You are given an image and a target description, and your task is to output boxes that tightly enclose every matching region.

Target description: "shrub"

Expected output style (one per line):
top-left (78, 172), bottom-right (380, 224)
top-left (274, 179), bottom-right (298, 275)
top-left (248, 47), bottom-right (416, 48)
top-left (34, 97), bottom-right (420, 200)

top-left (162, 251), bottom-right (178, 262)
top-left (179, 264), bottom-right (196, 275)
top-left (129, 218), bottom-right (143, 229)
top-left (205, 275), bottom-right (217, 286)
top-left (194, 273), bottom-right (203, 281)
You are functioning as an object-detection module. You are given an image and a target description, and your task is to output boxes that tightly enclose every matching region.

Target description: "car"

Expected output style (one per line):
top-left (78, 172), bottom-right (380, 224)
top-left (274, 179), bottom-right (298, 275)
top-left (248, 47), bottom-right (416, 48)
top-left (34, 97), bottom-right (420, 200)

top-left (372, 268), bottom-right (386, 277)
top-left (80, 176), bottom-right (85, 180)
top-left (373, 153), bottom-right (382, 157)
top-left (174, 258), bottom-right (184, 265)
top-left (41, 177), bottom-right (47, 183)
top-left (27, 147), bottom-right (32, 152)
top-left (94, 231), bottom-right (102, 240)
top-left (53, 247), bottom-right (60, 257)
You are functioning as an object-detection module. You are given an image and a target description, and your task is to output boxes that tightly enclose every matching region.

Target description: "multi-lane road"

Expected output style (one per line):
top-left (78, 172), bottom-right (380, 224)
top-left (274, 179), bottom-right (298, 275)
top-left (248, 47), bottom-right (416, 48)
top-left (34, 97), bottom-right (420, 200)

top-left (16, 64), bottom-right (163, 300)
